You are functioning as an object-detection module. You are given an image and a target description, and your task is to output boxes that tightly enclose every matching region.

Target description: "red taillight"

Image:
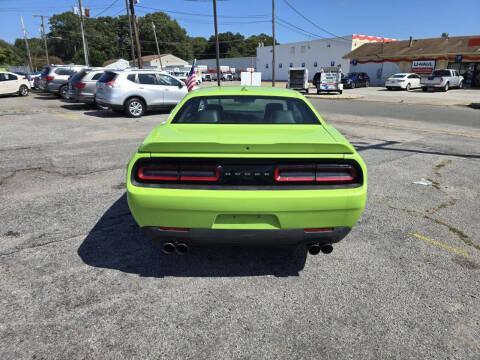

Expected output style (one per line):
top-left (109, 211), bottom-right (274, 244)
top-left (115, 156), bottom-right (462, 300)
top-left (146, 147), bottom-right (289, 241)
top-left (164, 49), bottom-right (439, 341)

top-left (274, 164), bottom-right (356, 184)
top-left (73, 82), bottom-right (86, 89)
top-left (45, 75), bottom-right (54, 82)
top-left (180, 165), bottom-right (221, 182)
top-left (136, 164), bottom-right (221, 183)
top-left (315, 165), bottom-right (356, 183)
top-left (274, 165), bottom-right (316, 182)
top-left (106, 80), bottom-right (116, 88)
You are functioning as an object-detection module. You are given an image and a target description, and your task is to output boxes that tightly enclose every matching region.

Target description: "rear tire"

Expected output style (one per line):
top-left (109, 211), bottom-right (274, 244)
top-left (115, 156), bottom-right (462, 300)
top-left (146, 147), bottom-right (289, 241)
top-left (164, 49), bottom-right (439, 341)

top-left (59, 85), bottom-right (69, 100)
top-left (406, 83), bottom-right (411, 91)
top-left (351, 82), bottom-right (355, 89)
top-left (18, 85), bottom-right (29, 96)
top-left (442, 82), bottom-right (449, 92)
top-left (124, 98), bottom-right (145, 118)
top-left (365, 81), bottom-right (369, 88)
top-left (458, 81), bottom-right (463, 89)
top-left (422, 87), bottom-right (428, 92)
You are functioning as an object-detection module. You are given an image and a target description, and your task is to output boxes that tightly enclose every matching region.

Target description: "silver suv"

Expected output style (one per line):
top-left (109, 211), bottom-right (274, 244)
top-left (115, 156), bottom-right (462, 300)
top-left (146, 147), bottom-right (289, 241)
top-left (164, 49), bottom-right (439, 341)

top-left (69, 68), bottom-right (105, 105)
top-left (95, 69), bottom-right (188, 117)
top-left (39, 65), bottom-right (85, 99)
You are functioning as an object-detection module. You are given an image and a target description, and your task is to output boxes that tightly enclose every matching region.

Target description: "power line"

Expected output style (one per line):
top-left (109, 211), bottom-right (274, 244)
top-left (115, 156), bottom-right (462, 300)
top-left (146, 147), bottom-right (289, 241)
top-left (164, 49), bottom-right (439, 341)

top-left (282, 0), bottom-right (350, 41)
top-left (136, 4), bottom-right (268, 19)
top-left (93, 0), bottom-right (121, 18)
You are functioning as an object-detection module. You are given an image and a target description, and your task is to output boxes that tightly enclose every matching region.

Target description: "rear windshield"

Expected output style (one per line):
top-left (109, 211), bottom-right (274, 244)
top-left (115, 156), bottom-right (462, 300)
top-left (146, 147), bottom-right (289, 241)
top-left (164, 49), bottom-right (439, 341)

top-left (432, 70), bottom-right (451, 77)
top-left (172, 96), bottom-right (320, 125)
top-left (98, 71), bottom-right (117, 83)
top-left (391, 74), bottom-right (406, 78)
top-left (70, 70), bottom-right (86, 82)
top-left (40, 67), bottom-right (50, 76)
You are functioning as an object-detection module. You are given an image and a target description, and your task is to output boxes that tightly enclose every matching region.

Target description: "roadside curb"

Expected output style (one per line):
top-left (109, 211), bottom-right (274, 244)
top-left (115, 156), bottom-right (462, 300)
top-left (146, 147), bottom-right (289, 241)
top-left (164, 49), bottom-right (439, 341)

top-left (305, 94), bottom-right (362, 101)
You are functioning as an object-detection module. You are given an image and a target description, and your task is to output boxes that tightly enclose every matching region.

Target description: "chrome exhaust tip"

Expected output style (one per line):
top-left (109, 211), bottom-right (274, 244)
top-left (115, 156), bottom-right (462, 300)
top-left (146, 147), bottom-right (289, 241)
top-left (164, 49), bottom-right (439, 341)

top-left (175, 243), bottom-right (189, 255)
top-left (307, 243), bottom-right (321, 255)
top-left (321, 244), bottom-right (333, 254)
top-left (162, 242), bottom-right (176, 255)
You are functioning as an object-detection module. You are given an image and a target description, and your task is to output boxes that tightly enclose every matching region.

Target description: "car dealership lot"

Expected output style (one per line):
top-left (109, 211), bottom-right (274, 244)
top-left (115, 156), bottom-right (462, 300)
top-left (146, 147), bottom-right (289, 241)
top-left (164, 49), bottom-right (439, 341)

top-left (1, 93), bottom-right (479, 359)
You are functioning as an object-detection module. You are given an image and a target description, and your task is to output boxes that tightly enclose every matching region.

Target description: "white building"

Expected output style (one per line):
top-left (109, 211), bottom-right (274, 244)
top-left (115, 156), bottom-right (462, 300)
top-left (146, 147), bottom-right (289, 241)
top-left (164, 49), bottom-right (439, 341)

top-left (195, 56), bottom-right (256, 73)
top-left (256, 34), bottom-right (397, 81)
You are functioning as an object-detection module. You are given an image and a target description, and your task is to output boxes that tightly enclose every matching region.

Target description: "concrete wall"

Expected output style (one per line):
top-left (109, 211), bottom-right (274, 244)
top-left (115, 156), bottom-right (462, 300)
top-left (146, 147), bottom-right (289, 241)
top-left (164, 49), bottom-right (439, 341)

top-left (256, 37), bottom-right (354, 81)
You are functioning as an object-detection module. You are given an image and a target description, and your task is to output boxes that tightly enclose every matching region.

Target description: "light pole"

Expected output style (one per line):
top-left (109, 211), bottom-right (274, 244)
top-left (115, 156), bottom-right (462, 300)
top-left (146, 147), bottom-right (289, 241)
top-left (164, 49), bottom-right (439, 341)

top-left (77, 0), bottom-right (89, 66)
top-left (33, 15), bottom-right (49, 65)
top-left (272, 0), bottom-right (276, 86)
top-left (213, 0), bottom-right (221, 86)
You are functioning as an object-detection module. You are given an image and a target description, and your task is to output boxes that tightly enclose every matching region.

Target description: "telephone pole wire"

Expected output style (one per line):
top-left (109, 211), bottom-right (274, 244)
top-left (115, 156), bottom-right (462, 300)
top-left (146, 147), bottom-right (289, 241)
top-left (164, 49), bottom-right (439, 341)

top-left (124, 0), bottom-right (136, 65)
top-left (77, 0), bottom-right (89, 66)
top-left (213, 0), bottom-right (221, 86)
top-left (128, 0), bottom-right (143, 68)
top-left (271, 0), bottom-right (276, 86)
top-left (20, 16), bottom-right (34, 73)
top-left (33, 15), bottom-right (49, 65)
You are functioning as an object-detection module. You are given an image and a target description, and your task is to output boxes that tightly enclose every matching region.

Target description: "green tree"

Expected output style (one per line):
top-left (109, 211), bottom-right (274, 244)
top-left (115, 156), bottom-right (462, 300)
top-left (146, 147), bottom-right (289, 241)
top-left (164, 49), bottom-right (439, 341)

top-left (189, 36), bottom-right (208, 59)
top-left (0, 40), bottom-right (23, 66)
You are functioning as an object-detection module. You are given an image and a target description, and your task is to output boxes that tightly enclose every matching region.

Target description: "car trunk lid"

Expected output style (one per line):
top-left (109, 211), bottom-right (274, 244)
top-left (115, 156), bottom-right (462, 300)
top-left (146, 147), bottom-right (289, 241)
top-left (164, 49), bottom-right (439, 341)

top-left (138, 124), bottom-right (354, 154)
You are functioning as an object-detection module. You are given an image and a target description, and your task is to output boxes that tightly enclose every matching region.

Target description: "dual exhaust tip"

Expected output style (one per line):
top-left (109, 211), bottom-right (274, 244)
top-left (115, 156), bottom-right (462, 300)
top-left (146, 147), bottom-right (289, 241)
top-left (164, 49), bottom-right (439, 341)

top-left (308, 243), bottom-right (333, 255)
top-left (162, 242), bottom-right (188, 255)
top-left (162, 242), bottom-right (332, 256)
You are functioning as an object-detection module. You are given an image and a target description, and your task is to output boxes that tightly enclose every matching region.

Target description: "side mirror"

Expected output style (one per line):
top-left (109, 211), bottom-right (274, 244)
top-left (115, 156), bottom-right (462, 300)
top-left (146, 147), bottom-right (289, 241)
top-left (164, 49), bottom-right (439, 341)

top-left (179, 82), bottom-right (184, 88)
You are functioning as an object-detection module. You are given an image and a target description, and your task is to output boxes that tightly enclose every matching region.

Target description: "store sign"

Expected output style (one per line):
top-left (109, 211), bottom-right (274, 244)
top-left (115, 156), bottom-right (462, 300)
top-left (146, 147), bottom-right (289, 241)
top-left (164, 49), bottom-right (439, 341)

top-left (411, 60), bottom-right (436, 74)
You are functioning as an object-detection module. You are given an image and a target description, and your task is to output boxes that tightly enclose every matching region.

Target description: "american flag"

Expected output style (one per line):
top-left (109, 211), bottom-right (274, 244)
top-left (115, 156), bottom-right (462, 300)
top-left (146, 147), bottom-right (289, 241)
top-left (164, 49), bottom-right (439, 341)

top-left (186, 59), bottom-right (197, 92)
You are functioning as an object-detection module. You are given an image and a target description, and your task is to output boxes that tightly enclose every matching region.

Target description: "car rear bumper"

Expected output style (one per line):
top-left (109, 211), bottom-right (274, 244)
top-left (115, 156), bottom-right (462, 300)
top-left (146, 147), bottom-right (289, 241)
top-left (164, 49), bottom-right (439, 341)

top-left (96, 99), bottom-right (124, 110)
top-left (142, 226), bottom-right (351, 246)
top-left (71, 93), bottom-right (95, 103)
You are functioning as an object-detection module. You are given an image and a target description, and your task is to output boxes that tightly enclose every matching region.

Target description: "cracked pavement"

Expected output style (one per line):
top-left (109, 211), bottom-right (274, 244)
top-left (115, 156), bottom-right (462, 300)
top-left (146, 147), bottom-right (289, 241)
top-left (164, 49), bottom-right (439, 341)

top-left (1, 93), bottom-right (479, 359)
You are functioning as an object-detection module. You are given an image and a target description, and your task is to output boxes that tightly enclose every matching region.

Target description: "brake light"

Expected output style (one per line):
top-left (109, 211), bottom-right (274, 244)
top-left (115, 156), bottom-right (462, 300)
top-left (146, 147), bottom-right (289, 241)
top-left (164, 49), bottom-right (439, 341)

top-left (274, 165), bottom-right (316, 182)
top-left (45, 75), bottom-right (54, 82)
top-left (316, 165), bottom-right (356, 183)
top-left (136, 164), bottom-right (221, 183)
top-left (73, 82), bottom-right (86, 89)
top-left (106, 80), bottom-right (116, 88)
top-left (274, 164), bottom-right (356, 184)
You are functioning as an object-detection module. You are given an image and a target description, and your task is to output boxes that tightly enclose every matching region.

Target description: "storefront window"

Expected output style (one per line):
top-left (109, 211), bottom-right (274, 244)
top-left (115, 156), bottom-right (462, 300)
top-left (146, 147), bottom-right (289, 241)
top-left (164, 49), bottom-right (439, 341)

top-left (448, 62), bottom-right (479, 87)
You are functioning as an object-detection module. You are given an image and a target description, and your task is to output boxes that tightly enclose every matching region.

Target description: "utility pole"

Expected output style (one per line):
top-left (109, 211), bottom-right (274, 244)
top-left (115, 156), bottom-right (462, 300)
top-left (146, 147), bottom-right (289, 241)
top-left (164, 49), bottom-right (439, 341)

top-left (271, 0), bottom-right (276, 86)
top-left (152, 22), bottom-right (163, 70)
top-left (213, 0), bottom-right (221, 86)
top-left (124, 0), bottom-right (136, 65)
top-left (33, 15), bottom-right (49, 65)
top-left (20, 16), bottom-right (34, 73)
top-left (77, 0), bottom-right (89, 66)
top-left (129, 0), bottom-right (143, 68)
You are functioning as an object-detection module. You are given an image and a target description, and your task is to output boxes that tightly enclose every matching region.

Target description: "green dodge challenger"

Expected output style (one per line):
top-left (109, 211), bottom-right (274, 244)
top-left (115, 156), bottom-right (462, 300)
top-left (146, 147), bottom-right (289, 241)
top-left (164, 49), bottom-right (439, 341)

top-left (126, 86), bottom-right (367, 256)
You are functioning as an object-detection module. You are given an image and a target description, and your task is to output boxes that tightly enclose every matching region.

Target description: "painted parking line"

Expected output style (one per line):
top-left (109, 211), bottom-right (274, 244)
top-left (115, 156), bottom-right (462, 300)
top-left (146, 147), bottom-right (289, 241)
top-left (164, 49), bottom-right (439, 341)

top-left (410, 232), bottom-right (469, 258)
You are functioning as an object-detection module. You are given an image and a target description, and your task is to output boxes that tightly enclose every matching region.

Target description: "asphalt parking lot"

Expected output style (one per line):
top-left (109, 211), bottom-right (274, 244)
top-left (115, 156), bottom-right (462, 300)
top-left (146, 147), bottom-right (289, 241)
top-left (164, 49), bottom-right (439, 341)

top-left (1, 91), bottom-right (479, 359)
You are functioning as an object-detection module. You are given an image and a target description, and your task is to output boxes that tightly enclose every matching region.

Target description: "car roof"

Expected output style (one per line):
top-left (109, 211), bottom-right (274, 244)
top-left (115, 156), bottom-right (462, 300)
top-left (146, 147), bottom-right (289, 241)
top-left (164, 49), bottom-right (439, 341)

top-left (185, 86), bottom-right (304, 99)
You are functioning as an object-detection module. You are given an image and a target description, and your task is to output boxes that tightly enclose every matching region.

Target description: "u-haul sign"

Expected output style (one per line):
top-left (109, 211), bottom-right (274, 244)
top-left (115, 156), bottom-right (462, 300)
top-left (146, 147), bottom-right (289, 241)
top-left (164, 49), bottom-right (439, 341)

top-left (411, 60), bottom-right (435, 74)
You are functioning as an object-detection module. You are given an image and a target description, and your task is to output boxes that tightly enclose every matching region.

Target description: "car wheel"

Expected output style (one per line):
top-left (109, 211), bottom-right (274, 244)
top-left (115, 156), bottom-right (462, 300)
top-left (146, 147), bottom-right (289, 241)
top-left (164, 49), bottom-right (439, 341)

top-left (365, 81), bottom-right (369, 88)
top-left (422, 87), bottom-right (428, 92)
top-left (351, 82), bottom-right (355, 89)
top-left (18, 85), bottom-right (29, 96)
top-left (339, 90), bottom-right (343, 95)
top-left (406, 83), bottom-right (411, 91)
top-left (442, 82), bottom-right (449, 92)
top-left (125, 98), bottom-right (145, 118)
top-left (458, 81), bottom-right (463, 89)
top-left (59, 85), bottom-right (69, 100)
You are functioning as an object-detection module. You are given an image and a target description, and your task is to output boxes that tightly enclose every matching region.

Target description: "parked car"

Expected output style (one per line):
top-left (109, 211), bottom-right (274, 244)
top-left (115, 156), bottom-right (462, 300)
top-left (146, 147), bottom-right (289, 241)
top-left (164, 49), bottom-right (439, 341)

top-left (221, 73), bottom-right (233, 81)
top-left (173, 71), bottom-right (188, 83)
top-left (95, 69), bottom-right (188, 117)
top-left (385, 73), bottom-right (421, 91)
top-left (27, 72), bottom-right (42, 89)
top-left (202, 73), bottom-right (212, 82)
top-left (0, 71), bottom-right (30, 96)
top-left (342, 72), bottom-right (370, 89)
top-left (38, 65), bottom-right (85, 99)
top-left (420, 69), bottom-right (464, 92)
top-left (69, 68), bottom-right (105, 104)
top-left (126, 86), bottom-right (367, 258)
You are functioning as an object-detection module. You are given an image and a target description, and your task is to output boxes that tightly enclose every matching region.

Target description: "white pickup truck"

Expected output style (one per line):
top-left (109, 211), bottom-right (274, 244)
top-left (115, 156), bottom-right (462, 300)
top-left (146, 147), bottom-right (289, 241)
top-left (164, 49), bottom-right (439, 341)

top-left (420, 69), bottom-right (464, 92)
